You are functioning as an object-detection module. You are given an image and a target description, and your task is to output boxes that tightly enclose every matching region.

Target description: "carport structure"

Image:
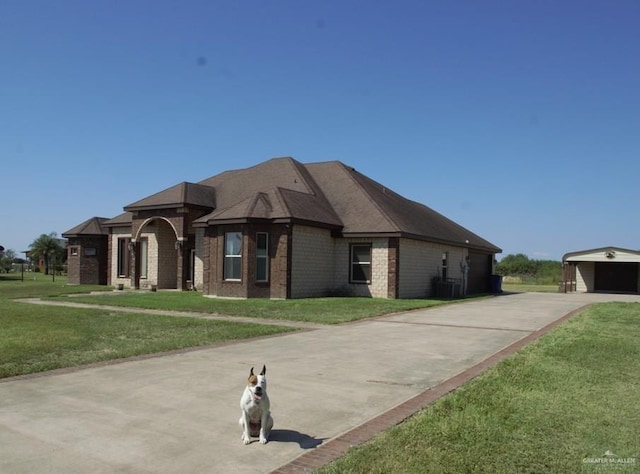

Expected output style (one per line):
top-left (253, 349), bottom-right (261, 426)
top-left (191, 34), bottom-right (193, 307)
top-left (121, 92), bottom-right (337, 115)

top-left (562, 246), bottom-right (640, 293)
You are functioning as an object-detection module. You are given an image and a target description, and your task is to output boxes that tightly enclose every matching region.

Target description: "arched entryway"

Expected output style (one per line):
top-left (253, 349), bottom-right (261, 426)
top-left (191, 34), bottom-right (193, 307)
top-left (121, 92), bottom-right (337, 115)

top-left (133, 218), bottom-right (179, 290)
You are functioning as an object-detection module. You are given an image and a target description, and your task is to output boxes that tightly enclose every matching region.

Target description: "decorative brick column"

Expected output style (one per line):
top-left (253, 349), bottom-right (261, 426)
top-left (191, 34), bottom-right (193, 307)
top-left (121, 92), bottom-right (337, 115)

top-left (387, 237), bottom-right (399, 299)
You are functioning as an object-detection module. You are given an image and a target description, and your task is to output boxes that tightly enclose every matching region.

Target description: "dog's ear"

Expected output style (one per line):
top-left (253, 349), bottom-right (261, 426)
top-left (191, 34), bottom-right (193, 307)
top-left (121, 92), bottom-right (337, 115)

top-left (249, 367), bottom-right (255, 377)
top-left (260, 365), bottom-right (266, 376)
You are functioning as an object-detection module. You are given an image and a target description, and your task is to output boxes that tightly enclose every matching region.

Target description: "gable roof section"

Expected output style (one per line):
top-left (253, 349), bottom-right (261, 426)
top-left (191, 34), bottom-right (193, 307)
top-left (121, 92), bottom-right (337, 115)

top-left (198, 191), bottom-right (282, 223)
top-left (563, 246), bottom-right (640, 263)
top-left (194, 157), bottom-right (342, 228)
top-left (63, 216), bottom-right (110, 237)
top-left (102, 212), bottom-right (133, 227)
top-left (124, 182), bottom-right (216, 212)
top-left (305, 161), bottom-right (501, 252)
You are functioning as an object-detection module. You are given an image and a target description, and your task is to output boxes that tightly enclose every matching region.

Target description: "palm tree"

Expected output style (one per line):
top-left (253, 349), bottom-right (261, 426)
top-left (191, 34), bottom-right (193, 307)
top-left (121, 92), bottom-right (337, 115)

top-left (29, 232), bottom-right (64, 275)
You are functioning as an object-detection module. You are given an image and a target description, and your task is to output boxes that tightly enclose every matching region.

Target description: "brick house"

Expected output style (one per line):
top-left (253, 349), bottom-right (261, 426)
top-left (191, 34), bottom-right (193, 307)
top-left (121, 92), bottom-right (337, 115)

top-left (64, 157), bottom-right (501, 298)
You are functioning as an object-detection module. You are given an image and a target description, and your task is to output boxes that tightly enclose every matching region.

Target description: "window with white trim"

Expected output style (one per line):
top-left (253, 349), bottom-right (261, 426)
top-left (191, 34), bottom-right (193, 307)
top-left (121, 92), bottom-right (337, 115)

top-left (117, 238), bottom-right (131, 277)
top-left (224, 232), bottom-right (242, 280)
top-left (350, 244), bottom-right (372, 283)
top-left (256, 232), bottom-right (269, 282)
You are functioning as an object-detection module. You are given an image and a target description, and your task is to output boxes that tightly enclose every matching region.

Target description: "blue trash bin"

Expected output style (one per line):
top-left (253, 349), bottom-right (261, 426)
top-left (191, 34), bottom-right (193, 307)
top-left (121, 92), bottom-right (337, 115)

top-left (490, 275), bottom-right (503, 294)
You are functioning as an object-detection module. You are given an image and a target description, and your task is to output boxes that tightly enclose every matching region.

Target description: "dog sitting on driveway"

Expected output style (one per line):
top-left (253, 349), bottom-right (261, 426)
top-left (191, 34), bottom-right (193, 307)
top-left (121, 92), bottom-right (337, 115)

top-left (239, 365), bottom-right (273, 444)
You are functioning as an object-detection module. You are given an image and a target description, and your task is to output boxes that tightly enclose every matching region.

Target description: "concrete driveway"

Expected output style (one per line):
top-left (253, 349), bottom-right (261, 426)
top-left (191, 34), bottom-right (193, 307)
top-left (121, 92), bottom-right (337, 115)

top-left (1, 292), bottom-right (638, 473)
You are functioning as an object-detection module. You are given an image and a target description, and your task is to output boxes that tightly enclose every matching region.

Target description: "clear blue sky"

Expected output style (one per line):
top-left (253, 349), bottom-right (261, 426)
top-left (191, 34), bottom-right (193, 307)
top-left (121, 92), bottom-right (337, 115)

top-left (2, 1), bottom-right (639, 260)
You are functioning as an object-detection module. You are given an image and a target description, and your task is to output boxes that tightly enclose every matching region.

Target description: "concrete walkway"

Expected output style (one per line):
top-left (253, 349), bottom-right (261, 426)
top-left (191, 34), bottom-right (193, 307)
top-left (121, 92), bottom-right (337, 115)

top-left (1, 292), bottom-right (638, 473)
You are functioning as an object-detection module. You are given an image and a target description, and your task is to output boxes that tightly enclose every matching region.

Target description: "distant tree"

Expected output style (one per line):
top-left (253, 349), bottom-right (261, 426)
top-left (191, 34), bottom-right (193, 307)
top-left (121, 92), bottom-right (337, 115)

top-left (29, 232), bottom-right (64, 275)
top-left (496, 253), bottom-right (537, 277)
top-left (0, 249), bottom-right (16, 273)
top-left (496, 254), bottom-right (562, 284)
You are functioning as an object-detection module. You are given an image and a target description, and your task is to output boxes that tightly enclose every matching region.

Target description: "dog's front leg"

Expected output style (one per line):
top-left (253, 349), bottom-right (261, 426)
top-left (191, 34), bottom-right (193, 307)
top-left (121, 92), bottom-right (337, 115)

top-left (259, 411), bottom-right (270, 444)
top-left (240, 411), bottom-right (252, 445)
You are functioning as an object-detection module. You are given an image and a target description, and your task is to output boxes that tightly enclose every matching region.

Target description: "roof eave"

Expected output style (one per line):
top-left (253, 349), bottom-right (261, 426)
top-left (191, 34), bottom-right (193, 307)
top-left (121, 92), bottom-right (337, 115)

top-left (123, 203), bottom-right (214, 213)
top-left (194, 217), bottom-right (342, 230)
top-left (340, 231), bottom-right (501, 253)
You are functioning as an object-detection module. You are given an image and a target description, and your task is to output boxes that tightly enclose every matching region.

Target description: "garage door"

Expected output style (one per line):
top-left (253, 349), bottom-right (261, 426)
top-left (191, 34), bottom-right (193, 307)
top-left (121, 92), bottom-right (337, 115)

top-left (594, 262), bottom-right (638, 293)
top-left (467, 251), bottom-right (492, 294)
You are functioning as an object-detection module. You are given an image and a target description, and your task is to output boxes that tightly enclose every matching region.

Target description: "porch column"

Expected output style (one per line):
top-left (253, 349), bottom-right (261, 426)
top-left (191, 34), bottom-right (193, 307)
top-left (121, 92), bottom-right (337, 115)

top-left (176, 238), bottom-right (189, 290)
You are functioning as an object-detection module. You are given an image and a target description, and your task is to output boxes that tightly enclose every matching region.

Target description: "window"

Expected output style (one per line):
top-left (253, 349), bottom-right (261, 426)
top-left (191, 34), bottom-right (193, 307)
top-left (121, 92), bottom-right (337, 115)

top-left (70, 247), bottom-right (79, 257)
top-left (224, 232), bottom-right (242, 280)
top-left (139, 238), bottom-right (148, 279)
top-left (350, 244), bottom-right (372, 283)
top-left (256, 233), bottom-right (269, 282)
top-left (84, 247), bottom-right (96, 256)
top-left (117, 238), bottom-right (131, 277)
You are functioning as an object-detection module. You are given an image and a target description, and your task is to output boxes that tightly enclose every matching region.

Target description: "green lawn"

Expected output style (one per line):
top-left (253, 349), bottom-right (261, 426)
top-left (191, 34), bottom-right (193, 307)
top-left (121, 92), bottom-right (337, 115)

top-left (50, 290), bottom-right (466, 324)
top-left (320, 302), bottom-right (640, 473)
top-left (0, 272), bottom-right (110, 299)
top-left (0, 274), bottom-right (466, 378)
top-left (0, 274), bottom-right (296, 378)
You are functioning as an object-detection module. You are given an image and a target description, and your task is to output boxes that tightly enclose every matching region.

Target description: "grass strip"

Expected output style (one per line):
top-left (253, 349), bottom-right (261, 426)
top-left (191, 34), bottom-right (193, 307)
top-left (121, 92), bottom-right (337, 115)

top-left (51, 292), bottom-right (461, 324)
top-left (0, 303), bottom-right (296, 379)
top-left (320, 302), bottom-right (640, 473)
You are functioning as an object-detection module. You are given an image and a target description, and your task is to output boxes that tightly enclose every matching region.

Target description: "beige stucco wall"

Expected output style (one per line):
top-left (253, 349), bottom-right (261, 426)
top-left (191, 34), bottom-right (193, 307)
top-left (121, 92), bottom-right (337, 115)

top-left (398, 239), bottom-right (465, 298)
top-left (576, 262), bottom-right (594, 292)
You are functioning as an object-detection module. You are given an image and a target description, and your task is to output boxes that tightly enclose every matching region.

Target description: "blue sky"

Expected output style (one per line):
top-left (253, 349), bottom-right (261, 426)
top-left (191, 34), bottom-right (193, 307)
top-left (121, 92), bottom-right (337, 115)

top-left (2, 1), bottom-right (639, 260)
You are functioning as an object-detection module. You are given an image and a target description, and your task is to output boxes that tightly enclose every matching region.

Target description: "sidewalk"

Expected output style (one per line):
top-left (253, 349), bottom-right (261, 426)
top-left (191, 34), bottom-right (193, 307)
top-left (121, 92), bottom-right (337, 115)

top-left (1, 292), bottom-right (637, 473)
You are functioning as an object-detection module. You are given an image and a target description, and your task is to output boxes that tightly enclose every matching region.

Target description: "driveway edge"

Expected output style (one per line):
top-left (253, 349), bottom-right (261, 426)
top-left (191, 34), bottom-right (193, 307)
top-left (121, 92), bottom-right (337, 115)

top-left (271, 303), bottom-right (592, 473)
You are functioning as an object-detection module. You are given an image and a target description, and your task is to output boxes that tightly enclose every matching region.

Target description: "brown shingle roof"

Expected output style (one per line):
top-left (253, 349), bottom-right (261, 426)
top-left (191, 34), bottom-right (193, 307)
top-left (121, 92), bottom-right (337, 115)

top-left (305, 161), bottom-right (501, 252)
top-left (63, 217), bottom-right (110, 237)
top-left (124, 182), bottom-right (216, 212)
top-left (87, 156), bottom-right (498, 253)
top-left (102, 212), bottom-right (133, 227)
top-left (194, 157), bottom-right (342, 228)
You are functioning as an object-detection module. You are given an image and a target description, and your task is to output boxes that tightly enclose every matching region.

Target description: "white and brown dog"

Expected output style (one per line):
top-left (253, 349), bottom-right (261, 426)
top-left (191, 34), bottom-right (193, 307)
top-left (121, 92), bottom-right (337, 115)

top-left (239, 365), bottom-right (273, 445)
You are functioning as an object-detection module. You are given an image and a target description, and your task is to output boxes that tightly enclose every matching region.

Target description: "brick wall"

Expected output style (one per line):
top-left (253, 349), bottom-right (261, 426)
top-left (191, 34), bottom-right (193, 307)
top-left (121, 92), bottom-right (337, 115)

top-left (139, 228), bottom-right (157, 289)
top-left (201, 223), bottom-right (290, 299)
top-left (290, 225), bottom-right (335, 298)
top-left (110, 228), bottom-right (132, 288)
top-left (66, 236), bottom-right (108, 285)
top-left (155, 221), bottom-right (177, 289)
top-left (194, 228), bottom-right (204, 291)
top-left (333, 237), bottom-right (389, 298)
top-left (398, 239), bottom-right (465, 298)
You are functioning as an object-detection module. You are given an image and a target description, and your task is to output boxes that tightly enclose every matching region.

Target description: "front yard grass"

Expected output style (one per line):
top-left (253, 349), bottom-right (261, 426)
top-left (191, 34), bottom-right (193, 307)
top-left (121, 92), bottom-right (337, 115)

top-left (320, 302), bottom-right (640, 473)
top-left (0, 275), bottom-right (296, 379)
top-left (51, 291), bottom-right (463, 324)
top-left (1, 275), bottom-right (466, 378)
